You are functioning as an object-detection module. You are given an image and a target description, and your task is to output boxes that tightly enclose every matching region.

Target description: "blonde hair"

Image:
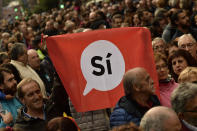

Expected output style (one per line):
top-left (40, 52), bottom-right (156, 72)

top-left (178, 67), bottom-right (197, 83)
top-left (17, 78), bottom-right (40, 99)
top-left (152, 37), bottom-right (165, 46)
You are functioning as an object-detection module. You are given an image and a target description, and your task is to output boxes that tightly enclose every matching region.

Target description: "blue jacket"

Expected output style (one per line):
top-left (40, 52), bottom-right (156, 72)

top-left (110, 95), bottom-right (160, 128)
top-left (0, 98), bottom-right (22, 127)
top-left (0, 91), bottom-right (5, 100)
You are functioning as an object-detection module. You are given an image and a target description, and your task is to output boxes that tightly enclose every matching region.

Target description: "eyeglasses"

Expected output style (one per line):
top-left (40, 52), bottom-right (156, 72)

top-left (156, 64), bottom-right (167, 71)
top-left (180, 43), bottom-right (194, 49)
top-left (153, 45), bottom-right (164, 50)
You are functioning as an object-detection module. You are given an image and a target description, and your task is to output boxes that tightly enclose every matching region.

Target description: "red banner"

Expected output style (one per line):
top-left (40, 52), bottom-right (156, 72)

top-left (46, 27), bottom-right (159, 112)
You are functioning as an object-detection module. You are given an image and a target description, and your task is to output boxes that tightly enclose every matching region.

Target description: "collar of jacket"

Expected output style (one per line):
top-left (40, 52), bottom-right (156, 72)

top-left (118, 95), bottom-right (160, 117)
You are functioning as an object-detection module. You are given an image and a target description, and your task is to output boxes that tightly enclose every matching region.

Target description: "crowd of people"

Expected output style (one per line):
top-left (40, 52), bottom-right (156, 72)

top-left (0, 0), bottom-right (197, 130)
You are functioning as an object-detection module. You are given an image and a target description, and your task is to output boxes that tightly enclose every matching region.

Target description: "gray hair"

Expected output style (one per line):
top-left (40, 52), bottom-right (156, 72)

top-left (171, 83), bottom-right (197, 113)
top-left (123, 67), bottom-right (144, 96)
top-left (140, 107), bottom-right (175, 131)
top-left (123, 73), bottom-right (137, 96)
top-left (178, 34), bottom-right (196, 46)
top-left (152, 37), bottom-right (165, 46)
top-left (168, 0), bottom-right (179, 7)
top-left (140, 114), bottom-right (167, 131)
top-left (10, 43), bottom-right (26, 60)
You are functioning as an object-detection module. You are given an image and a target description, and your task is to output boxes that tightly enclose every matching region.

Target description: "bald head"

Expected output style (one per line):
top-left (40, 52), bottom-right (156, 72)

top-left (27, 49), bottom-right (37, 55)
top-left (27, 49), bottom-right (40, 70)
top-left (124, 67), bottom-right (146, 81)
top-left (140, 106), bottom-right (181, 131)
top-left (142, 106), bottom-right (176, 118)
top-left (123, 67), bottom-right (153, 96)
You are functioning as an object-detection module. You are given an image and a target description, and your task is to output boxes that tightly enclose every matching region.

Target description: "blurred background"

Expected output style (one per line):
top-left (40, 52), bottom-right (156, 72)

top-left (0, 0), bottom-right (94, 20)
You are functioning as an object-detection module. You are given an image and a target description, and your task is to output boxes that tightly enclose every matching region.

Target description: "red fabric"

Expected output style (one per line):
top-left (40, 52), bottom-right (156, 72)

top-left (46, 27), bottom-right (159, 112)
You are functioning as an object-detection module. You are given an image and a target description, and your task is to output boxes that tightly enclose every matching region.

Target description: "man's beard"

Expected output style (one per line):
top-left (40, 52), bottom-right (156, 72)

top-left (3, 86), bottom-right (16, 96)
top-left (181, 23), bottom-right (190, 29)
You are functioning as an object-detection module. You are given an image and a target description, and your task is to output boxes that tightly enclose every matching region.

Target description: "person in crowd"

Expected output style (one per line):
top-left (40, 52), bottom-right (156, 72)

top-left (63, 20), bottom-right (76, 34)
top-left (0, 33), bottom-right (10, 52)
top-left (154, 8), bottom-right (167, 18)
top-left (190, 11), bottom-right (197, 32)
top-left (168, 0), bottom-right (179, 8)
top-left (154, 53), bottom-right (178, 107)
top-left (0, 64), bottom-right (19, 102)
top-left (110, 67), bottom-right (160, 128)
top-left (139, 9), bottom-right (154, 27)
top-left (46, 116), bottom-right (80, 131)
top-left (1, 63), bottom-right (21, 84)
top-left (26, 48), bottom-right (71, 118)
top-left (178, 34), bottom-right (197, 61)
top-left (124, 0), bottom-right (136, 13)
top-left (171, 83), bottom-right (197, 131)
top-left (90, 19), bottom-right (108, 30)
top-left (44, 20), bottom-right (58, 36)
top-left (140, 106), bottom-right (181, 131)
top-left (155, 0), bottom-right (169, 9)
top-left (0, 52), bottom-right (10, 66)
top-left (111, 13), bottom-right (124, 28)
top-left (0, 68), bottom-right (22, 127)
top-left (89, 12), bottom-right (98, 23)
top-left (27, 49), bottom-right (53, 95)
top-left (18, 24), bottom-right (29, 47)
top-left (14, 78), bottom-right (57, 131)
top-left (178, 67), bottom-right (197, 83)
top-left (166, 40), bottom-right (178, 57)
top-left (96, 11), bottom-right (110, 29)
top-left (179, 0), bottom-right (192, 10)
top-left (152, 37), bottom-right (166, 55)
top-left (132, 13), bottom-right (141, 27)
top-left (162, 8), bottom-right (178, 43)
top-left (31, 35), bottom-right (46, 60)
top-left (9, 43), bottom-right (47, 98)
top-left (171, 10), bottom-right (197, 41)
top-left (150, 17), bottom-right (167, 38)
top-left (6, 37), bottom-right (16, 52)
top-left (168, 49), bottom-right (197, 82)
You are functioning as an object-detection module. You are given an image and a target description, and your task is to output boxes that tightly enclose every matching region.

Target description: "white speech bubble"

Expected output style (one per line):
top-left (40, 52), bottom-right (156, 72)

top-left (81, 40), bottom-right (125, 96)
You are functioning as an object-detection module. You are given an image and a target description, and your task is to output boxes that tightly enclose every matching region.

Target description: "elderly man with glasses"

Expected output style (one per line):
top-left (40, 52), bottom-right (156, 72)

top-left (178, 34), bottom-right (197, 60)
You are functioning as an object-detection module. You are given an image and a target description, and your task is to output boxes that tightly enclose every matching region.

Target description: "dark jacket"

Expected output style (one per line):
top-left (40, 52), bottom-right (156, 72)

top-left (13, 107), bottom-right (47, 131)
top-left (13, 99), bottom-right (57, 131)
top-left (110, 95), bottom-right (160, 128)
top-left (162, 23), bottom-right (177, 43)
